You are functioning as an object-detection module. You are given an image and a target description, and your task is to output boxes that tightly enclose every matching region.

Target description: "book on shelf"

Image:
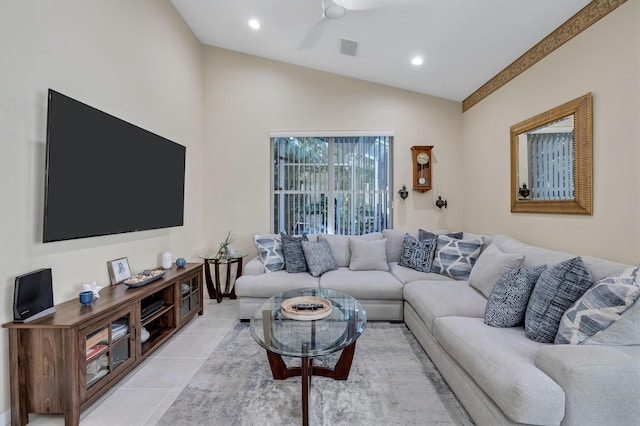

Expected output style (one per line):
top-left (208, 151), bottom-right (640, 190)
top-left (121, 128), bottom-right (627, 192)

top-left (86, 344), bottom-right (108, 360)
top-left (86, 328), bottom-right (108, 350)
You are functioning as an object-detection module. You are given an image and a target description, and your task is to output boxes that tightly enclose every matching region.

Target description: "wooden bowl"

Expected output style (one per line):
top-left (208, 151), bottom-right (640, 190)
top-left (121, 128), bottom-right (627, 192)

top-left (280, 296), bottom-right (333, 321)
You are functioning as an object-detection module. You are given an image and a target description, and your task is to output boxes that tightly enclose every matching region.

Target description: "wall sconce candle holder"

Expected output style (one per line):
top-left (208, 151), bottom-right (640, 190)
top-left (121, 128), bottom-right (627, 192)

top-left (435, 196), bottom-right (447, 209)
top-left (398, 185), bottom-right (409, 200)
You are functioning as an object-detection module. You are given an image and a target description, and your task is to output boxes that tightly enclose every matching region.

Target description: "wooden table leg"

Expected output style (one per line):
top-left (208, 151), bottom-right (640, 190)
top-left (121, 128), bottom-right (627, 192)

top-left (203, 261), bottom-right (218, 300)
top-left (213, 262), bottom-right (222, 303)
top-left (228, 259), bottom-right (239, 299)
top-left (224, 261), bottom-right (232, 296)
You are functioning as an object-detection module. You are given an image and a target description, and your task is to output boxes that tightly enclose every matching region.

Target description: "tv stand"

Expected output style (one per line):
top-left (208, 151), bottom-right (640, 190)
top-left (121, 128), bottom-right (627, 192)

top-left (3, 263), bottom-right (204, 426)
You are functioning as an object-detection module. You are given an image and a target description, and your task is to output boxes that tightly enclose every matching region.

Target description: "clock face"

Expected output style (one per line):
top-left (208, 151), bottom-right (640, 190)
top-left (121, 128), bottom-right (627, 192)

top-left (417, 152), bottom-right (429, 165)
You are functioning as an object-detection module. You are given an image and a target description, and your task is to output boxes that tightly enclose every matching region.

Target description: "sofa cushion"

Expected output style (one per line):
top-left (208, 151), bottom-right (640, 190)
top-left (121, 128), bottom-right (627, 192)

top-left (468, 244), bottom-right (525, 298)
top-left (525, 257), bottom-right (593, 343)
top-left (434, 317), bottom-right (565, 425)
top-left (301, 239), bottom-right (338, 277)
top-left (280, 233), bottom-right (308, 273)
top-left (431, 235), bottom-right (484, 280)
top-left (319, 233), bottom-right (383, 267)
top-left (555, 264), bottom-right (640, 345)
top-left (485, 265), bottom-right (547, 328)
top-left (254, 233), bottom-right (285, 272)
top-left (418, 229), bottom-right (463, 241)
top-left (235, 270), bottom-right (319, 298)
top-left (348, 237), bottom-right (389, 271)
top-left (383, 229), bottom-right (418, 263)
top-left (403, 280), bottom-right (486, 333)
top-left (399, 233), bottom-right (437, 273)
top-left (491, 235), bottom-right (629, 282)
top-left (388, 262), bottom-right (454, 285)
top-left (318, 268), bottom-right (403, 300)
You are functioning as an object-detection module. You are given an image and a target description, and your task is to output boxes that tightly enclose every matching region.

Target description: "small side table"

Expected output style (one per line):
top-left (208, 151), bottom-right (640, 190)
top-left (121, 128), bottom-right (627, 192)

top-left (200, 253), bottom-right (247, 303)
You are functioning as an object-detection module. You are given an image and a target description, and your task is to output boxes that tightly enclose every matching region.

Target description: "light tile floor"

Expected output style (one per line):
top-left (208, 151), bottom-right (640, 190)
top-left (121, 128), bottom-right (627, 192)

top-left (25, 298), bottom-right (239, 426)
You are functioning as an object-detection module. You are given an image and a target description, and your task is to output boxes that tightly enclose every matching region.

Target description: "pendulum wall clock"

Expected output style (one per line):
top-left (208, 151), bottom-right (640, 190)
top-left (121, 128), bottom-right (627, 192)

top-left (411, 145), bottom-right (433, 192)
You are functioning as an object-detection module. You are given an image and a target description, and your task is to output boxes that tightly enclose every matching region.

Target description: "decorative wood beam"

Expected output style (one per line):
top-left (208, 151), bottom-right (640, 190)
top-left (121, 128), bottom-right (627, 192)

top-left (462, 0), bottom-right (627, 112)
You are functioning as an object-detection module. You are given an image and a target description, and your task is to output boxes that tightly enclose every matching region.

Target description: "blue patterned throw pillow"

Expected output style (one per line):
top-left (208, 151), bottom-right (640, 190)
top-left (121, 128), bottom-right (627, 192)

top-left (431, 235), bottom-right (484, 280)
top-left (400, 233), bottom-right (437, 273)
top-left (280, 233), bottom-right (309, 273)
top-left (555, 264), bottom-right (640, 345)
top-left (301, 239), bottom-right (338, 277)
top-left (254, 234), bottom-right (285, 272)
top-left (524, 257), bottom-right (593, 343)
top-left (485, 265), bottom-right (547, 328)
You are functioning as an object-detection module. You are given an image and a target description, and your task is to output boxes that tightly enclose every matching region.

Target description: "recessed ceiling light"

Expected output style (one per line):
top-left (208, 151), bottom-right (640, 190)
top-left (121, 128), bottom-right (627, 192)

top-left (411, 56), bottom-right (424, 66)
top-left (248, 19), bottom-right (260, 30)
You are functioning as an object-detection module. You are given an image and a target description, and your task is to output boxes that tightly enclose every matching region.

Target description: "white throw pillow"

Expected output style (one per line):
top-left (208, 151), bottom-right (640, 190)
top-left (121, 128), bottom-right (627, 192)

top-left (349, 238), bottom-right (389, 271)
top-left (320, 232), bottom-right (383, 267)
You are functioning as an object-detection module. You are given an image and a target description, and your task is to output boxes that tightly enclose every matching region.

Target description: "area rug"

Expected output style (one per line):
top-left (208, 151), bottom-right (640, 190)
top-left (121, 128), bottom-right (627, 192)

top-left (158, 322), bottom-right (473, 426)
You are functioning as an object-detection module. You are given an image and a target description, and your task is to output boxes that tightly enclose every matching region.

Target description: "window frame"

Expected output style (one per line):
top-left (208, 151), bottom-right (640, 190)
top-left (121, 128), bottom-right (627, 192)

top-left (269, 131), bottom-right (394, 236)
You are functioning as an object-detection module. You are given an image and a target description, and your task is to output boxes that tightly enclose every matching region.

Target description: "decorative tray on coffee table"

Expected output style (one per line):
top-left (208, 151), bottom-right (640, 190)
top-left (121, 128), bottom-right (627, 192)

top-left (280, 296), bottom-right (333, 320)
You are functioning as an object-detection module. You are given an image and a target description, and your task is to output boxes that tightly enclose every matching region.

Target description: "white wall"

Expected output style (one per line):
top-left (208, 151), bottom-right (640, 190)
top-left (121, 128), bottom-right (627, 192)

top-left (461, 1), bottom-right (639, 264)
top-left (0, 0), bottom-right (204, 416)
top-left (202, 47), bottom-right (463, 255)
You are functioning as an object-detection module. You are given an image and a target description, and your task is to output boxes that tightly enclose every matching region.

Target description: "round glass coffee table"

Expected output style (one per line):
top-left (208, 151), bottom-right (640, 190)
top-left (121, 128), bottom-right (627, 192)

top-left (250, 288), bottom-right (366, 426)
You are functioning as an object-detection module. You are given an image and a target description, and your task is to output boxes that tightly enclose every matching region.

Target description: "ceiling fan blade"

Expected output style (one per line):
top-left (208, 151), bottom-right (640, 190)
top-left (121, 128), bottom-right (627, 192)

top-left (334, 0), bottom-right (426, 11)
top-left (299, 17), bottom-right (329, 49)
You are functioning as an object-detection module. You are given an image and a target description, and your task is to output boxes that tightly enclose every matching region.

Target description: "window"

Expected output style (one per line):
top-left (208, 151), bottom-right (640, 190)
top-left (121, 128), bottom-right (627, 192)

top-left (271, 133), bottom-right (392, 235)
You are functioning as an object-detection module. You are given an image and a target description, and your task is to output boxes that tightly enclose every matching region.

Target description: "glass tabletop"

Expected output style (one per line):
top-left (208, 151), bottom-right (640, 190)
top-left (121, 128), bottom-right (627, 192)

top-left (199, 252), bottom-right (248, 262)
top-left (249, 287), bottom-right (366, 358)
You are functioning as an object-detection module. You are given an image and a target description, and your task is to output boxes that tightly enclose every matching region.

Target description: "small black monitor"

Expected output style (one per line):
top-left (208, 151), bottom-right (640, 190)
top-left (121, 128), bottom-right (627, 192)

top-left (14, 268), bottom-right (56, 323)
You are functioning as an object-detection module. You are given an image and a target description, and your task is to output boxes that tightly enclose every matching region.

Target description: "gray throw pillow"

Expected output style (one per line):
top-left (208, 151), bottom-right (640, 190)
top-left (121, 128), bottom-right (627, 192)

top-left (399, 233), bottom-right (437, 273)
top-left (524, 257), bottom-right (593, 343)
top-left (431, 235), bottom-right (484, 280)
top-left (254, 234), bottom-right (285, 272)
top-left (485, 265), bottom-right (547, 327)
top-left (348, 238), bottom-right (389, 271)
top-left (469, 244), bottom-right (525, 298)
top-left (419, 229), bottom-right (463, 242)
top-left (555, 264), bottom-right (640, 345)
top-left (280, 233), bottom-right (308, 273)
top-left (301, 239), bottom-right (338, 277)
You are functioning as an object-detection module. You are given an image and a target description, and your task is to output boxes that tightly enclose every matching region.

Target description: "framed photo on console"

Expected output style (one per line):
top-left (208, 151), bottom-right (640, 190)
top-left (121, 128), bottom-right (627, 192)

top-left (107, 257), bottom-right (131, 284)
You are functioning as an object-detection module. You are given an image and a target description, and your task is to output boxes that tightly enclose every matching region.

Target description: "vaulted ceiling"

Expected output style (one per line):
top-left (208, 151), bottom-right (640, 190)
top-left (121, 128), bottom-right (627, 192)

top-left (170, 0), bottom-right (591, 102)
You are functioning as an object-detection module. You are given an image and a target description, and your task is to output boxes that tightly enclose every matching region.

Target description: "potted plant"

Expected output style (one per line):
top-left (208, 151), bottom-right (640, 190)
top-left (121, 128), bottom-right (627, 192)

top-left (217, 232), bottom-right (234, 259)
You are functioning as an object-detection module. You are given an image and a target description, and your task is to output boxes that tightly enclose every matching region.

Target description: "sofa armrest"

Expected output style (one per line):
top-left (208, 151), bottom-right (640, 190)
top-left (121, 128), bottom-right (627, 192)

top-left (243, 256), bottom-right (265, 275)
top-left (535, 344), bottom-right (640, 426)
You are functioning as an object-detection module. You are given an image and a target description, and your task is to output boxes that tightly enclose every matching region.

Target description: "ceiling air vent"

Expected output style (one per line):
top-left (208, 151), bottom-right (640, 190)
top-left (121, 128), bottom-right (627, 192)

top-left (340, 38), bottom-right (359, 57)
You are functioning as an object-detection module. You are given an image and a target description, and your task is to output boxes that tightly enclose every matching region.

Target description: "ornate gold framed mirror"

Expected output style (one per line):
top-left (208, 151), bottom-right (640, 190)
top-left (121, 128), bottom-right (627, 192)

top-left (510, 93), bottom-right (592, 214)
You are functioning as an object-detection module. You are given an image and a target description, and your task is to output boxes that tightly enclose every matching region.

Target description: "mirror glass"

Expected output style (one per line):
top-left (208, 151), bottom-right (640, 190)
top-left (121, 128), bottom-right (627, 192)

top-left (510, 93), bottom-right (592, 214)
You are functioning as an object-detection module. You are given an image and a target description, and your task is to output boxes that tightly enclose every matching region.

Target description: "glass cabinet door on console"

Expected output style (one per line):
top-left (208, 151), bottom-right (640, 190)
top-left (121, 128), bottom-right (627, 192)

top-left (81, 307), bottom-right (135, 401)
top-left (180, 272), bottom-right (201, 320)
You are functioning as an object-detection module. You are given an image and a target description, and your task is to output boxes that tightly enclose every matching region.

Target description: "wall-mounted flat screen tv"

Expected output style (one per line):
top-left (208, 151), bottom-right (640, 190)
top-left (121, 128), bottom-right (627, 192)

top-left (43, 89), bottom-right (186, 243)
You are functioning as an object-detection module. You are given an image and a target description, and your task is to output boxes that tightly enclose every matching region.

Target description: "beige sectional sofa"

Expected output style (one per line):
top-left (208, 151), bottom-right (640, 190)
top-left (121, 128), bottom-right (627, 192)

top-left (235, 230), bottom-right (640, 426)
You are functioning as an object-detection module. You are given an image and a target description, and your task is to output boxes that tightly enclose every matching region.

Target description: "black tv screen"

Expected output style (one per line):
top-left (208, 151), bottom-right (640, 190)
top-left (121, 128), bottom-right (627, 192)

top-left (43, 89), bottom-right (186, 243)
